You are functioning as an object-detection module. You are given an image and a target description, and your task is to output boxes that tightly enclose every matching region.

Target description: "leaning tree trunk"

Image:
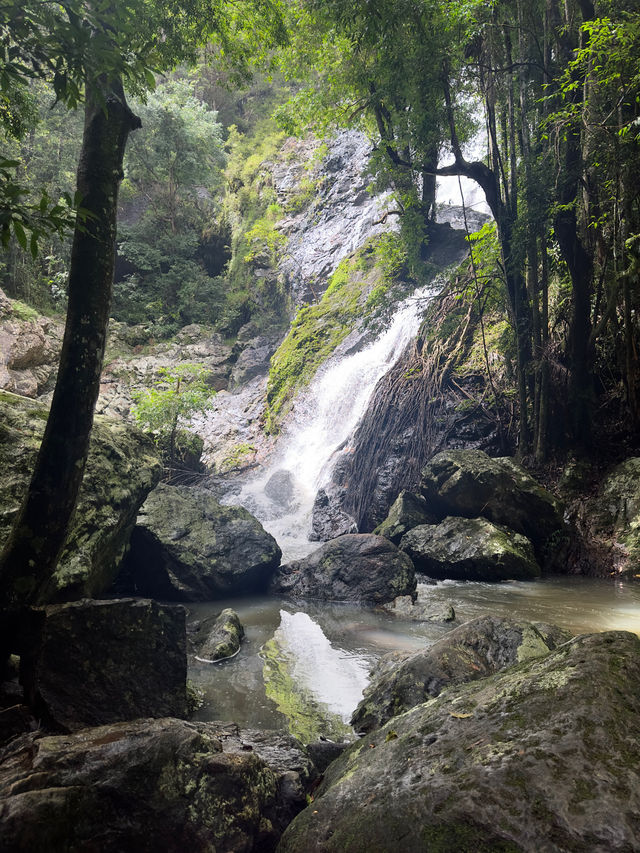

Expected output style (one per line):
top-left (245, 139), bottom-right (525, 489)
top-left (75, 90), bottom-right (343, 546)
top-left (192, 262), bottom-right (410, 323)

top-left (0, 76), bottom-right (140, 608)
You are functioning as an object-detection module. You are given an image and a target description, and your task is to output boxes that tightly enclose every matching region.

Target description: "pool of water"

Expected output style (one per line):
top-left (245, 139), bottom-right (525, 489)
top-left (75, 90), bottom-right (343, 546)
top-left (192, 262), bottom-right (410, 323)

top-left (188, 576), bottom-right (640, 741)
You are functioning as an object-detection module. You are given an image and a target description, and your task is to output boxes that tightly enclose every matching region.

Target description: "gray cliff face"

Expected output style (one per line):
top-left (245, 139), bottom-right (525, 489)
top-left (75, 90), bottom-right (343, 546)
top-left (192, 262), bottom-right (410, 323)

top-left (273, 131), bottom-right (396, 304)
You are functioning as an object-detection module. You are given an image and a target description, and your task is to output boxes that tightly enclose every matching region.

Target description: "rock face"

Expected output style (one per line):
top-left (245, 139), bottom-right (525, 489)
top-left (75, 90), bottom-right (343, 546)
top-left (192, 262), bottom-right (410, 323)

top-left (20, 599), bottom-right (187, 732)
top-left (116, 483), bottom-right (281, 601)
top-left (351, 615), bottom-right (569, 733)
top-left (229, 327), bottom-right (284, 389)
top-left (591, 457), bottom-right (640, 576)
top-left (0, 717), bottom-right (313, 853)
top-left (0, 289), bottom-right (63, 398)
top-left (373, 490), bottom-right (436, 545)
top-left (192, 608), bottom-right (244, 662)
top-left (269, 534), bottom-right (416, 604)
top-left (309, 487), bottom-right (358, 541)
top-left (399, 517), bottom-right (541, 581)
top-left (279, 630), bottom-right (640, 853)
top-left (0, 391), bottom-right (162, 601)
top-left (99, 322), bottom-right (233, 419)
top-left (273, 131), bottom-right (397, 304)
top-left (420, 449), bottom-right (567, 569)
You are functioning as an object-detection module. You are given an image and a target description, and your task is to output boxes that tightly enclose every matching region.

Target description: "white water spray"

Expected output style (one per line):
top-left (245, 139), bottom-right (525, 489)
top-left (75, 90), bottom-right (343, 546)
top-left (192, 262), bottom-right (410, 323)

top-left (226, 282), bottom-right (440, 560)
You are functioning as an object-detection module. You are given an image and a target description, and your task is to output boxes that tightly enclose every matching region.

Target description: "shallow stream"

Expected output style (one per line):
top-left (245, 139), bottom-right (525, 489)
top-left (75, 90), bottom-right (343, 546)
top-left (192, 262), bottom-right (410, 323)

top-left (189, 577), bottom-right (640, 742)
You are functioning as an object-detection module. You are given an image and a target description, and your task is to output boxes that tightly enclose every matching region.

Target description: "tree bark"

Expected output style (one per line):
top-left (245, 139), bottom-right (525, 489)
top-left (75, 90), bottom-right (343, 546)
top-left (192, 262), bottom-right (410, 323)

top-left (0, 76), bottom-right (140, 607)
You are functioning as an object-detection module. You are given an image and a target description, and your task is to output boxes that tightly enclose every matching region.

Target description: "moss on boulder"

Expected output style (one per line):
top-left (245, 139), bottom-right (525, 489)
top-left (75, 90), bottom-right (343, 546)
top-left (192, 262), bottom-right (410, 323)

top-left (400, 516), bottom-right (541, 582)
top-left (0, 391), bottom-right (162, 601)
top-left (280, 630), bottom-right (640, 853)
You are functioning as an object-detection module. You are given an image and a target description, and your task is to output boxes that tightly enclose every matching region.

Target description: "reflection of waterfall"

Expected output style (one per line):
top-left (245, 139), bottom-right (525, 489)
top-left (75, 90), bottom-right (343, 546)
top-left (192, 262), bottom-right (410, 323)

top-left (226, 282), bottom-right (439, 560)
top-left (260, 610), bottom-right (369, 742)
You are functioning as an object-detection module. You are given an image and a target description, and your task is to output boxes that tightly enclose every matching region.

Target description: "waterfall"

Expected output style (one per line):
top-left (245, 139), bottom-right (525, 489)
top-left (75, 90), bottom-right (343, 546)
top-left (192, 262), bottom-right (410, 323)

top-left (225, 281), bottom-right (440, 560)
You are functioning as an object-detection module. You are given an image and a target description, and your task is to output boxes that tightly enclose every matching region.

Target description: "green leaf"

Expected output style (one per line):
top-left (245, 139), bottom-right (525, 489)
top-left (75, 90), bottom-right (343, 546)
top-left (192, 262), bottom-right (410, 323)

top-left (13, 220), bottom-right (27, 250)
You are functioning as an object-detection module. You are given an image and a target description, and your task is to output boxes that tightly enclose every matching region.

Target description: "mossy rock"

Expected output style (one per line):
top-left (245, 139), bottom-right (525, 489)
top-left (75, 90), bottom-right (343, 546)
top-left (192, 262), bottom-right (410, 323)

top-left (351, 615), bottom-right (570, 733)
top-left (280, 630), bottom-right (640, 852)
top-left (0, 391), bottom-right (163, 601)
top-left (373, 490), bottom-right (437, 545)
top-left (400, 516), bottom-right (541, 582)
top-left (592, 457), bottom-right (640, 577)
top-left (192, 608), bottom-right (244, 661)
top-left (420, 450), bottom-right (567, 571)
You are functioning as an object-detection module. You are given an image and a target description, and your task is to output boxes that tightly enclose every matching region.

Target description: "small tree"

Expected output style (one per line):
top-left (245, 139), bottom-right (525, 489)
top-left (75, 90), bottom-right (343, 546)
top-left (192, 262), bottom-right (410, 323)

top-left (131, 364), bottom-right (214, 475)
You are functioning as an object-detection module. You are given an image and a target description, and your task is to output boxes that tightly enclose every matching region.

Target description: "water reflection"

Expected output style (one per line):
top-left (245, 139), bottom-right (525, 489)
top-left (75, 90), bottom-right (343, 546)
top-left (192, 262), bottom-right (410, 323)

top-left (188, 577), bottom-right (640, 737)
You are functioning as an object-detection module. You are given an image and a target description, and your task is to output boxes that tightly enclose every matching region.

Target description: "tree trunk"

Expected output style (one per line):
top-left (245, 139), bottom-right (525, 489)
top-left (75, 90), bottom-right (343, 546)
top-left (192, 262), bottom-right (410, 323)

top-left (0, 76), bottom-right (140, 608)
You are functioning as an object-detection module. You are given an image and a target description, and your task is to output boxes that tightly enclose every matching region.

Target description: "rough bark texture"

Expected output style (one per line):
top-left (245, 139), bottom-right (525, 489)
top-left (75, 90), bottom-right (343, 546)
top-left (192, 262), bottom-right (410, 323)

top-left (0, 78), bottom-right (140, 607)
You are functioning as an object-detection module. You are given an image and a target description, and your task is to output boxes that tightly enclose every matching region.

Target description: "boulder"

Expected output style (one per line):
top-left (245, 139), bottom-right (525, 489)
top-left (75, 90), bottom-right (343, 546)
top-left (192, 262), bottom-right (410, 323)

top-left (373, 490), bottom-right (436, 544)
top-left (0, 717), bottom-right (313, 852)
top-left (269, 534), bottom-right (416, 605)
top-left (264, 469), bottom-right (296, 509)
top-left (382, 592), bottom-right (455, 623)
top-left (192, 608), bottom-right (244, 662)
top-left (400, 516), bottom-right (541, 581)
top-left (0, 391), bottom-right (162, 601)
top-left (20, 599), bottom-right (187, 731)
top-left (309, 487), bottom-right (358, 541)
top-left (279, 631), bottom-right (640, 853)
top-left (116, 483), bottom-right (281, 601)
top-left (351, 615), bottom-right (570, 733)
top-left (420, 449), bottom-right (566, 569)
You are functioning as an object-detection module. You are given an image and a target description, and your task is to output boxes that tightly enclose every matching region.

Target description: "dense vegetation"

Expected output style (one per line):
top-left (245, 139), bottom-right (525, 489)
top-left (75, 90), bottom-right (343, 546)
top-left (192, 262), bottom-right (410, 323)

top-left (1, 0), bottom-right (639, 598)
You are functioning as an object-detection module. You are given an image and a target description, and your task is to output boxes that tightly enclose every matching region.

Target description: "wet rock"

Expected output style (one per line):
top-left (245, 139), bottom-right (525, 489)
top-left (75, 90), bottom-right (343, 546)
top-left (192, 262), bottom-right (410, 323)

top-left (382, 592), bottom-right (455, 623)
top-left (280, 631), bottom-right (640, 853)
top-left (400, 516), bottom-right (541, 582)
top-left (0, 391), bottom-right (162, 601)
top-left (273, 131), bottom-right (396, 304)
top-left (305, 741), bottom-right (350, 775)
top-left (0, 717), bottom-right (312, 852)
top-left (116, 482), bottom-right (281, 601)
top-left (420, 449), bottom-right (567, 569)
top-left (373, 490), bottom-right (436, 544)
top-left (269, 534), bottom-right (416, 605)
top-left (192, 608), bottom-right (244, 662)
top-left (20, 599), bottom-right (187, 732)
top-left (265, 469), bottom-right (296, 509)
top-left (309, 487), bottom-right (358, 541)
top-left (351, 615), bottom-right (570, 733)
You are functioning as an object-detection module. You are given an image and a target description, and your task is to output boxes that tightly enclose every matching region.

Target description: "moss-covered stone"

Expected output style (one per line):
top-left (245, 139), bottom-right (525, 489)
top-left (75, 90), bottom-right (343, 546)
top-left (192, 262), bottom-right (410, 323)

top-left (279, 631), bottom-right (640, 852)
top-left (0, 391), bottom-right (162, 601)
top-left (192, 608), bottom-right (244, 662)
top-left (373, 490), bottom-right (436, 545)
top-left (592, 457), bottom-right (640, 577)
top-left (400, 516), bottom-right (541, 581)
top-left (116, 482), bottom-right (281, 601)
top-left (0, 717), bottom-right (312, 852)
top-left (269, 534), bottom-right (416, 605)
top-left (351, 615), bottom-right (570, 734)
top-left (420, 450), bottom-right (567, 571)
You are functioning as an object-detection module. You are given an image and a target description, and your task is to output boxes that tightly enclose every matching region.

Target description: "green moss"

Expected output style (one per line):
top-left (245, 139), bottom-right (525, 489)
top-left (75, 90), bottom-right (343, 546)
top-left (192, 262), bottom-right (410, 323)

top-left (10, 299), bottom-right (40, 321)
top-left (264, 252), bottom-right (382, 432)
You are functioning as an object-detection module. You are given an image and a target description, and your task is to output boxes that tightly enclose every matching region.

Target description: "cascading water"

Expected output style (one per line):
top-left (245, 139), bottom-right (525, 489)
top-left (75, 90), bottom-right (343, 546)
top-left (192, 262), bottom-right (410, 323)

top-left (225, 281), bottom-right (441, 560)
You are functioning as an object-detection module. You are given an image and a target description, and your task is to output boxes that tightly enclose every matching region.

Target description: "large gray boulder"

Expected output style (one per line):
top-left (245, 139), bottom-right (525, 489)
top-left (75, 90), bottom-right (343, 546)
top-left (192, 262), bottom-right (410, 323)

top-left (0, 391), bottom-right (162, 601)
top-left (351, 615), bottom-right (570, 733)
top-left (399, 516), bottom-right (541, 581)
top-left (117, 483), bottom-right (281, 601)
top-left (279, 630), bottom-right (640, 853)
top-left (269, 534), bottom-right (416, 604)
top-left (0, 717), bottom-right (313, 852)
top-left (20, 599), bottom-right (187, 731)
top-left (420, 449), bottom-right (566, 569)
